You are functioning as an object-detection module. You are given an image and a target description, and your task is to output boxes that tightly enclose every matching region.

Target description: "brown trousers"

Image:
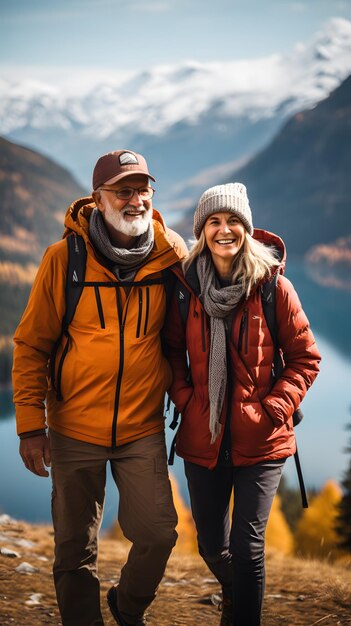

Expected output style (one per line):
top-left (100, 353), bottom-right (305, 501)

top-left (49, 429), bottom-right (178, 626)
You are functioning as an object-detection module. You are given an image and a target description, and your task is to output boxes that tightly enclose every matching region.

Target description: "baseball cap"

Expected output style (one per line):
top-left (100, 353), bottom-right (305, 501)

top-left (92, 150), bottom-right (156, 190)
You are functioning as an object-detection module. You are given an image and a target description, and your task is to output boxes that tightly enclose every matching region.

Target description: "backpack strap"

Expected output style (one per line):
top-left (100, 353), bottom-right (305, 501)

top-left (63, 233), bottom-right (87, 331)
top-left (162, 268), bottom-right (177, 312)
top-left (174, 279), bottom-right (191, 330)
top-left (261, 272), bottom-right (308, 508)
top-left (50, 234), bottom-right (87, 400)
top-left (261, 273), bottom-right (284, 379)
top-left (167, 279), bottom-right (192, 464)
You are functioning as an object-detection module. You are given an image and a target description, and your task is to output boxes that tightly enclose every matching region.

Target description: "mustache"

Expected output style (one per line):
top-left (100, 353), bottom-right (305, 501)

top-left (120, 205), bottom-right (151, 215)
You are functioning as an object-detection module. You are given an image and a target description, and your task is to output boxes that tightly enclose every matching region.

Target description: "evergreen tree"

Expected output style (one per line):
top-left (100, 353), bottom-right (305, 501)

top-left (335, 422), bottom-right (351, 551)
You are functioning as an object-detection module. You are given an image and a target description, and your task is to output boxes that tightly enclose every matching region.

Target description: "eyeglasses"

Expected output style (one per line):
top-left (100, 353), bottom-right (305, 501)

top-left (98, 186), bottom-right (155, 201)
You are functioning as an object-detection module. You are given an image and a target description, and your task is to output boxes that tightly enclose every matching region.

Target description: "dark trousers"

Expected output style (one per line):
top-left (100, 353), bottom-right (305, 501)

top-left (50, 430), bottom-right (178, 626)
top-left (184, 459), bottom-right (285, 626)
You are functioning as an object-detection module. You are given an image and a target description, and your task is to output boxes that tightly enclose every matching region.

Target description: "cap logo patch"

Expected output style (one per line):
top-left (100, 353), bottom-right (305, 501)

top-left (119, 152), bottom-right (139, 166)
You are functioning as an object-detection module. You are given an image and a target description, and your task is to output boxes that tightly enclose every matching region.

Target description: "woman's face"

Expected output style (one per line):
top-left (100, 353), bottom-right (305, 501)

top-left (204, 212), bottom-right (246, 270)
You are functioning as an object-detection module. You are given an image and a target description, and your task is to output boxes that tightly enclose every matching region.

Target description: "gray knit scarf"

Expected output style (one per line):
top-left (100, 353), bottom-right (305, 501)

top-left (89, 208), bottom-right (154, 281)
top-left (196, 251), bottom-right (245, 443)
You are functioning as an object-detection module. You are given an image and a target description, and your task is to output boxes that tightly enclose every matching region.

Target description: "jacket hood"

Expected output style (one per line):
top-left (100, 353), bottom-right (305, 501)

top-left (253, 228), bottom-right (286, 273)
top-left (62, 196), bottom-right (187, 271)
top-left (63, 196), bottom-right (94, 240)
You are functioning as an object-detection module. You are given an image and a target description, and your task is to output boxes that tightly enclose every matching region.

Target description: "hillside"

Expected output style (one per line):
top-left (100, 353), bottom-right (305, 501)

top-left (0, 136), bottom-right (87, 266)
top-left (0, 515), bottom-right (350, 626)
top-left (176, 74), bottom-right (351, 258)
top-left (0, 137), bottom-right (87, 383)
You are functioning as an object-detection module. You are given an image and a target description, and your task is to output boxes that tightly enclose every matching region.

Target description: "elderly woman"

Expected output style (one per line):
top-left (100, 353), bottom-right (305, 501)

top-left (165, 183), bottom-right (321, 625)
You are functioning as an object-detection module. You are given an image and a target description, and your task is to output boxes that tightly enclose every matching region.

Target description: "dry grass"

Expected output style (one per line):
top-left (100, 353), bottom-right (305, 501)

top-left (0, 517), bottom-right (351, 626)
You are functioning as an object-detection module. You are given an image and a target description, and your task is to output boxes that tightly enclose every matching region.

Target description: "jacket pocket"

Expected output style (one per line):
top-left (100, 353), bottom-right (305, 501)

top-left (233, 400), bottom-right (277, 456)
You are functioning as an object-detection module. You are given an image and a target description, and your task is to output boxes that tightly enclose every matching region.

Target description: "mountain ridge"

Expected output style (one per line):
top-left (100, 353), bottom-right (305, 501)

top-left (1, 17), bottom-right (350, 215)
top-left (175, 74), bottom-right (351, 258)
top-left (0, 136), bottom-right (87, 383)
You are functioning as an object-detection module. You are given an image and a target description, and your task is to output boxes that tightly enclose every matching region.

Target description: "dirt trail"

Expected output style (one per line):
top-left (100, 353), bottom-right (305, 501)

top-left (0, 517), bottom-right (350, 625)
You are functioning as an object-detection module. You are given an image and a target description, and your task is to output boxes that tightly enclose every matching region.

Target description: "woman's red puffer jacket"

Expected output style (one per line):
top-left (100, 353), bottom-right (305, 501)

top-left (164, 229), bottom-right (321, 469)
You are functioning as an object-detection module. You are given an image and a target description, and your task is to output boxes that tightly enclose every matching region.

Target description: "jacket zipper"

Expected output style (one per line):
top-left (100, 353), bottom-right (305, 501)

top-left (238, 308), bottom-right (248, 354)
top-left (136, 288), bottom-right (142, 338)
top-left (94, 285), bottom-right (105, 329)
top-left (143, 286), bottom-right (150, 335)
top-left (111, 288), bottom-right (127, 449)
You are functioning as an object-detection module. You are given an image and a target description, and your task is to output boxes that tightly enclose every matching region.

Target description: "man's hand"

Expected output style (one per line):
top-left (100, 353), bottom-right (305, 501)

top-left (19, 434), bottom-right (51, 477)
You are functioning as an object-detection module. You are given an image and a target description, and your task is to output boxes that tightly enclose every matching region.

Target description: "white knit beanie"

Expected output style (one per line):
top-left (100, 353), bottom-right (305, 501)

top-left (193, 182), bottom-right (254, 239)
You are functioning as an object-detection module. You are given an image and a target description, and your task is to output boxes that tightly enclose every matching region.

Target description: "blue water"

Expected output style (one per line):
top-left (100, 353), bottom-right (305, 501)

top-left (1, 263), bottom-right (350, 529)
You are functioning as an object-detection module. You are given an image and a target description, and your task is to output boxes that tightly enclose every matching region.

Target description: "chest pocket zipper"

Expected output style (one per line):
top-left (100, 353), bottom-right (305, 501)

top-left (94, 285), bottom-right (105, 329)
top-left (238, 308), bottom-right (248, 354)
top-left (136, 286), bottom-right (151, 338)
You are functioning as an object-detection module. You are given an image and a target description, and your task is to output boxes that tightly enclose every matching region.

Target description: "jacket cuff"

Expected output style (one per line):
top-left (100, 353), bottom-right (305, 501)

top-left (19, 429), bottom-right (47, 440)
top-left (15, 405), bottom-right (46, 435)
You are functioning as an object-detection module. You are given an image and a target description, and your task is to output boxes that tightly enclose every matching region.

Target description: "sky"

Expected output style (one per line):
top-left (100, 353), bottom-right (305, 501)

top-left (1, 0), bottom-right (351, 87)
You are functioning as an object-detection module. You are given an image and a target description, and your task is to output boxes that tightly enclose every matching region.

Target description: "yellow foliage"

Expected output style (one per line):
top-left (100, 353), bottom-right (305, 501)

top-left (295, 480), bottom-right (343, 561)
top-left (266, 494), bottom-right (294, 554)
top-left (169, 473), bottom-right (198, 554)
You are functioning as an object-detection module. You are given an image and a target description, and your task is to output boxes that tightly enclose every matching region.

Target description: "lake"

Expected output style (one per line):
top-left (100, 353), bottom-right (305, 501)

top-left (1, 263), bottom-right (350, 530)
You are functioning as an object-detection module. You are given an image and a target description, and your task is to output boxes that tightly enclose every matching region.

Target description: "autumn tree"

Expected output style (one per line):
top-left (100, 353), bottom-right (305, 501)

top-left (265, 494), bottom-right (294, 555)
top-left (295, 480), bottom-right (342, 561)
top-left (335, 423), bottom-right (351, 551)
top-left (169, 473), bottom-right (198, 554)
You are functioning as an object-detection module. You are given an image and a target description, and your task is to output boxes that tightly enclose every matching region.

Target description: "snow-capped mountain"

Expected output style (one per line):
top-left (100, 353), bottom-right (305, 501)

top-left (1, 17), bottom-right (350, 221)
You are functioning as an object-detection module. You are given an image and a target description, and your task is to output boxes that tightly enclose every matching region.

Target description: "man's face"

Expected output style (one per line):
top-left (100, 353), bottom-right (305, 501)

top-left (93, 174), bottom-right (153, 243)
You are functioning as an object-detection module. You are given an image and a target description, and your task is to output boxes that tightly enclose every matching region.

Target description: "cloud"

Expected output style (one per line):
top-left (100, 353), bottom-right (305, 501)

top-left (288, 2), bottom-right (308, 12)
top-left (129, 0), bottom-right (174, 12)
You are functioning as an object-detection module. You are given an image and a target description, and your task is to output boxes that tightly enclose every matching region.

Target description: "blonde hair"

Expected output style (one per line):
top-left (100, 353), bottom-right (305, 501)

top-left (183, 230), bottom-right (280, 298)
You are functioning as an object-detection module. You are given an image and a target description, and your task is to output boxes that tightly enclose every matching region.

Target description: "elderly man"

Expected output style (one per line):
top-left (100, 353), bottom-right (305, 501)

top-left (13, 150), bottom-right (187, 626)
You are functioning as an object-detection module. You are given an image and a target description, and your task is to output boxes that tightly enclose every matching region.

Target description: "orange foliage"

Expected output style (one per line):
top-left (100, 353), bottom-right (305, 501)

top-left (169, 473), bottom-right (198, 554)
top-left (295, 480), bottom-right (343, 561)
top-left (266, 494), bottom-right (294, 554)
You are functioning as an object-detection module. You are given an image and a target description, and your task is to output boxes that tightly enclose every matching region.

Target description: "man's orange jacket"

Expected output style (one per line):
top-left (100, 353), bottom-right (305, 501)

top-left (13, 197), bottom-right (187, 447)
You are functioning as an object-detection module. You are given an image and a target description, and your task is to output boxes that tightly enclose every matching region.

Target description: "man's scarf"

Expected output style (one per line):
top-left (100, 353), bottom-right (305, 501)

top-left (89, 208), bottom-right (154, 281)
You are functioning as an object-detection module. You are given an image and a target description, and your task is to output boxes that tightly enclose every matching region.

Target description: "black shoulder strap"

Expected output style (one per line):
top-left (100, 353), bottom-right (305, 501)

top-left (63, 233), bottom-right (87, 331)
top-left (261, 272), bottom-right (303, 428)
top-left (261, 272), bottom-right (283, 379)
top-left (50, 234), bottom-right (87, 400)
top-left (162, 268), bottom-right (177, 312)
top-left (176, 279), bottom-right (191, 329)
top-left (261, 272), bottom-right (307, 508)
top-left (166, 277), bottom-right (191, 465)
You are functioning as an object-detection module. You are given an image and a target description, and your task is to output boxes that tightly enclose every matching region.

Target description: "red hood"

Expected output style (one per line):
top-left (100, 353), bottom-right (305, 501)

top-left (253, 228), bottom-right (286, 274)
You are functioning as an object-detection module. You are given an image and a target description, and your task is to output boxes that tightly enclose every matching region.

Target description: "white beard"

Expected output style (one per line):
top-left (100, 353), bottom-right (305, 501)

top-left (103, 202), bottom-right (152, 239)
